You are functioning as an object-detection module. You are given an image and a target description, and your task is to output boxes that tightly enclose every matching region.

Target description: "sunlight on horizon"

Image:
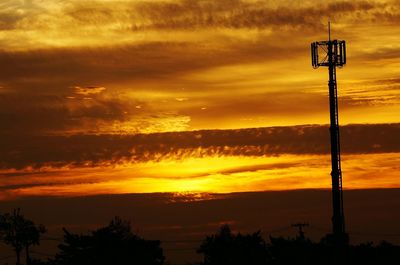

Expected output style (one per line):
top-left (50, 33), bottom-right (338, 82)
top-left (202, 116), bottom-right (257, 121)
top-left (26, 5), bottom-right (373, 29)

top-left (1, 153), bottom-right (399, 201)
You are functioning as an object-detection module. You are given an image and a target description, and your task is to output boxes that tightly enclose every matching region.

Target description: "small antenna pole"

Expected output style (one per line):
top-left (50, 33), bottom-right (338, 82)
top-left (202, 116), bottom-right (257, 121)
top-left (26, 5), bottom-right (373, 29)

top-left (328, 20), bottom-right (331, 41)
top-left (291, 222), bottom-right (309, 240)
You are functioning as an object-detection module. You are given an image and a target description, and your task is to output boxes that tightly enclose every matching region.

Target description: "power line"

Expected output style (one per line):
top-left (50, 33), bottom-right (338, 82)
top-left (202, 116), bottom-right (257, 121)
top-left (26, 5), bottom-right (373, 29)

top-left (0, 255), bottom-right (14, 261)
top-left (263, 225), bottom-right (293, 235)
top-left (164, 248), bottom-right (198, 252)
top-left (42, 236), bottom-right (62, 241)
top-left (308, 224), bottom-right (330, 232)
top-left (348, 231), bottom-right (400, 237)
top-left (30, 250), bottom-right (54, 257)
top-left (307, 225), bottom-right (400, 238)
top-left (161, 239), bottom-right (202, 243)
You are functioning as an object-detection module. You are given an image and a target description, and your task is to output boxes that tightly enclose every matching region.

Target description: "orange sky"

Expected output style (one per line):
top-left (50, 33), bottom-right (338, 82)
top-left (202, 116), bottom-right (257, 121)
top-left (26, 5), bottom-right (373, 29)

top-left (0, 0), bottom-right (400, 199)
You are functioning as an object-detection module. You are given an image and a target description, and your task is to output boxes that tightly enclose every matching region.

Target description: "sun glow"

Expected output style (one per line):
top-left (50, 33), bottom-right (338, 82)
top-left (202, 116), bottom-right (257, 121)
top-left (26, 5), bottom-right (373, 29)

top-left (1, 153), bottom-right (400, 200)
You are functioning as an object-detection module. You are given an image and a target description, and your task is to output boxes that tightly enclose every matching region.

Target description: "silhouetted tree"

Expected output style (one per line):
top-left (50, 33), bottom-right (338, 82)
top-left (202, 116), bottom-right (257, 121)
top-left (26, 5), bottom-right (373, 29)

top-left (0, 209), bottom-right (46, 265)
top-left (29, 259), bottom-right (48, 265)
top-left (197, 225), bottom-right (400, 265)
top-left (344, 240), bottom-right (400, 265)
top-left (267, 236), bottom-right (400, 265)
top-left (268, 236), bottom-right (321, 265)
top-left (52, 217), bottom-right (164, 265)
top-left (197, 224), bottom-right (270, 265)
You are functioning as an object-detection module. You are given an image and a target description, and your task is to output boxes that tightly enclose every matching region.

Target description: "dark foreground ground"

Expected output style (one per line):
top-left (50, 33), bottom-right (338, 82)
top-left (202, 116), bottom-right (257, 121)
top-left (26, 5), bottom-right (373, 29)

top-left (1, 188), bottom-right (400, 264)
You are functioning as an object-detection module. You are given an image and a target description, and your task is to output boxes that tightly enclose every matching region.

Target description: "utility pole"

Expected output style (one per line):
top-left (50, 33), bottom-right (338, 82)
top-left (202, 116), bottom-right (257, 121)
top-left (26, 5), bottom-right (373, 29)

top-left (311, 22), bottom-right (348, 245)
top-left (291, 222), bottom-right (309, 240)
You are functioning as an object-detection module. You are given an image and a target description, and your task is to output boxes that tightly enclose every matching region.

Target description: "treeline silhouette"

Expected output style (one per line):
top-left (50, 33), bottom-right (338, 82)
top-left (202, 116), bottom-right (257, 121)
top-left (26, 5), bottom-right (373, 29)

top-left (1, 209), bottom-right (400, 265)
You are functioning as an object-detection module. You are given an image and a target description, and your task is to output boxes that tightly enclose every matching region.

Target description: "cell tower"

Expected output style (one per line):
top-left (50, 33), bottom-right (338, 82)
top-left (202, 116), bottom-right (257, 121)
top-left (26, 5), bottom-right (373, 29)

top-left (311, 22), bottom-right (348, 244)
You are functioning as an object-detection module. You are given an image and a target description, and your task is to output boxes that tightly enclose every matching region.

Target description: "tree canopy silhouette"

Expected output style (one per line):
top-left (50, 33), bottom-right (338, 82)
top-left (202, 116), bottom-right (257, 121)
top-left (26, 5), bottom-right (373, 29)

top-left (51, 217), bottom-right (164, 265)
top-left (197, 224), bottom-right (270, 265)
top-left (268, 236), bottom-right (400, 265)
top-left (0, 208), bottom-right (46, 265)
top-left (198, 225), bottom-right (400, 265)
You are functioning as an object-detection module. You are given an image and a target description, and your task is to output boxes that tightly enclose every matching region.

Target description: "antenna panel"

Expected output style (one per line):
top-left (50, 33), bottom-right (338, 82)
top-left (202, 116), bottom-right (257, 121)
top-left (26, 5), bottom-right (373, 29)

top-left (311, 42), bottom-right (319, 69)
top-left (311, 40), bottom-right (346, 68)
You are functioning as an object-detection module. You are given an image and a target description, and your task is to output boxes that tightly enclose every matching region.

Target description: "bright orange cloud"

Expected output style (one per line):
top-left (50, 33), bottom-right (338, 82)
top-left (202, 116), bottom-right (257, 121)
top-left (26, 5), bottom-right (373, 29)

top-left (1, 153), bottom-right (400, 200)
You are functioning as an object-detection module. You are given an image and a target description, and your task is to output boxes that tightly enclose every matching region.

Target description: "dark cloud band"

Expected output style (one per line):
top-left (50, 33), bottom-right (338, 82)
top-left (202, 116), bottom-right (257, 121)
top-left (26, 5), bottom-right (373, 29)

top-left (0, 123), bottom-right (399, 170)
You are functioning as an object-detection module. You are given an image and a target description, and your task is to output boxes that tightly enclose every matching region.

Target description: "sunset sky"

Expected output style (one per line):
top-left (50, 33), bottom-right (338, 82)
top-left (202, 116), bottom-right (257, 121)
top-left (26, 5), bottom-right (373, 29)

top-left (0, 0), bottom-right (400, 200)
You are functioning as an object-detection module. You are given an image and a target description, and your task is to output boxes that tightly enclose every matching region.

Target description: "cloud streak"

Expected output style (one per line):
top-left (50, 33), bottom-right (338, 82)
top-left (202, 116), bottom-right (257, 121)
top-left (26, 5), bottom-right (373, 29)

top-left (0, 123), bottom-right (399, 170)
top-left (1, 0), bottom-right (399, 51)
top-left (3, 0), bottom-right (393, 33)
top-left (132, 0), bottom-right (381, 30)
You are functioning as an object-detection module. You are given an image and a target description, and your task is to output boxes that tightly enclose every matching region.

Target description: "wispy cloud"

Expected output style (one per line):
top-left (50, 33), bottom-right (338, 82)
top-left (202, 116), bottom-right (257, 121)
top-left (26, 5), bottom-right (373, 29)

top-left (0, 0), bottom-right (399, 51)
top-left (0, 124), bottom-right (399, 170)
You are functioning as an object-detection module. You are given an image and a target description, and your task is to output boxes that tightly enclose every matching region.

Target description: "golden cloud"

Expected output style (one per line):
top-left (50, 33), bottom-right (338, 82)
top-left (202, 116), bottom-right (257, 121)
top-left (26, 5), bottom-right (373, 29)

top-left (73, 85), bottom-right (106, 95)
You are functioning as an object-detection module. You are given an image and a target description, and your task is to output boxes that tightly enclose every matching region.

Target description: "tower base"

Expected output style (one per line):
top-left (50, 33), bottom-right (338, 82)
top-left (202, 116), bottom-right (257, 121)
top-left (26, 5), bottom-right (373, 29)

top-left (322, 232), bottom-right (349, 246)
